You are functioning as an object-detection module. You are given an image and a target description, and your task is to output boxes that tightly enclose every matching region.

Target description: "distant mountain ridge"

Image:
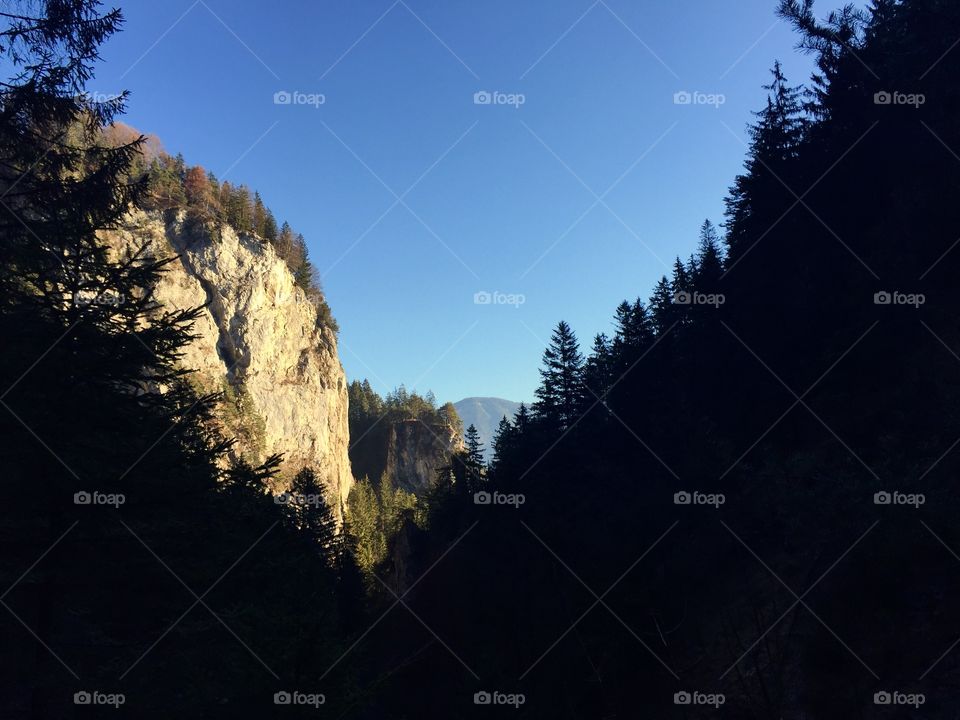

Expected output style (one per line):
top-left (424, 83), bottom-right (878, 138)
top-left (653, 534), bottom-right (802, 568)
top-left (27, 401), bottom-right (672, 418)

top-left (453, 397), bottom-right (523, 460)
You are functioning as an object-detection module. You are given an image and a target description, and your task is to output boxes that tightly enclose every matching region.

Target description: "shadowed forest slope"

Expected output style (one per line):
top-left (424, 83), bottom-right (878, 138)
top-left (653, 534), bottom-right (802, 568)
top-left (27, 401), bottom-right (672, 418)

top-left (359, 1), bottom-right (960, 717)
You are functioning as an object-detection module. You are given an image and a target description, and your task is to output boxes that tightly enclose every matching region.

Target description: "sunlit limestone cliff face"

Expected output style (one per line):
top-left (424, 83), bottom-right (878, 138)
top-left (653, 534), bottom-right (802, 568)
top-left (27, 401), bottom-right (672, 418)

top-left (105, 210), bottom-right (353, 507)
top-left (385, 419), bottom-right (463, 495)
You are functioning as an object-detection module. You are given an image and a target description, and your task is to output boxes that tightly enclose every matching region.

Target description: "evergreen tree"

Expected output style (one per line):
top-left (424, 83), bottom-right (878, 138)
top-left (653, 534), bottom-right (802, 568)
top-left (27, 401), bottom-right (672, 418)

top-left (513, 402), bottom-right (531, 435)
top-left (333, 502), bottom-right (368, 634)
top-left (725, 61), bottom-right (807, 259)
top-left (252, 190), bottom-right (267, 238)
top-left (173, 151), bottom-right (187, 179)
top-left (276, 220), bottom-right (296, 259)
top-left (262, 208), bottom-right (278, 242)
top-left (693, 219), bottom-right (724, 288)
top-left (205, 170), bottom-right (223, 219)
top-left (611, 299), bottom-right (654, 373)
top-left (583, 332), bottom-right (614, 400)
top-left (777, 1), bottom-right (869, 120)
top-left (284, 467), bottom-right (338, 553)
top-left (345, 477), bottom-right (386, 572)
top-left (292, 233), bottom-right (313, 289)
top-left (489, 415), bottom-right (516, 474)
top-left (671, 257), bottom-right (691, 298)
top-left (144, 154), bottom-right (186, 208)
top-left (755, 60), bottom-right (807, 158)
top-left (464, 424), bottom-right (484, 466)
top-left (649, 275), bottom-right (677, 335)
top-left (226, 184), bottom-right (254, 233)
top-left (668, 257), bottom-right (693, 328)
top-left (463, 423), bottom-right (485, 490)
top-left (533, 321), bottom-right (586, 431)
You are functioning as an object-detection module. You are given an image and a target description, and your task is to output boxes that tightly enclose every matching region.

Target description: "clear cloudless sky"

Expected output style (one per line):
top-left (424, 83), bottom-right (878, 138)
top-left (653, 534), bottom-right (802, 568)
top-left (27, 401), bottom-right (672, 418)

top-left (92, 0), bottom-right (862, 404)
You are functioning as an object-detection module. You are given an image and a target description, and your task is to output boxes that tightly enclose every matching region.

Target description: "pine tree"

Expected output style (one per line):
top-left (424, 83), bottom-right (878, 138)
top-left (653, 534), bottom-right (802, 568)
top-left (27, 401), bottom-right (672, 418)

top-left (777, 1), bottom-right (869, 120)
top-left (533, 321), bottom-right (586, 431)
top-left (671, 257), bottom-right (691, 298)
top-left (725, 62), bottom-right (807, 259)
top-left (225, 184), bottom-right (254, 233)
top-left (754, 61), bottom-right (807, 160)
top-left (262, 208), bottom-right (278, 242)
top-left (239, 185), bottom-right (255, 232)
top-left (205, 170), bottom-right (223, 219)
top-left (612, 301), bottom-right (633, 347)
top-left (144, 154), bottom-right (186, 209)
top-left (333, 502), bottom-right (368, 633)
top-left (463, 424), bottom-right (485, 489)
top-left (253, 190), bottom-right (267, 238)
top-left (345, 477), bottom-right (386, 572)
top-left (490, 415), bottom-right (516, 473)
top-left (583, 333), bottom-right (614, 400)
top-left (693, 220), bottom-right (724, 288)
top-left (611, 299), bottom-right (654, 373)
top-left (649, 275), bottom-right (677, 335)
top-left (464, 424), bottom-right (484, 465)
top-left (284, 467), bottom-right (338, 552)
top-left (293, 233), bottom-right (313, 289)
top-left (667, 257), bottom-right (694, 328)
top-left (513, 402), bottom-right (531, 435)
top-left (173, 151), bottom-right (187, 179)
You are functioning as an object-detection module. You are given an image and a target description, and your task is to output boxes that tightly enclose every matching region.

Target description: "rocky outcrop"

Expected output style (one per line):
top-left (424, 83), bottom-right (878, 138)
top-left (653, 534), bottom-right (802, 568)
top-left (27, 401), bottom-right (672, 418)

top-left (106, 210), bottom-right (353, 507)
top-left (384, 419), bottom-right (463, 494)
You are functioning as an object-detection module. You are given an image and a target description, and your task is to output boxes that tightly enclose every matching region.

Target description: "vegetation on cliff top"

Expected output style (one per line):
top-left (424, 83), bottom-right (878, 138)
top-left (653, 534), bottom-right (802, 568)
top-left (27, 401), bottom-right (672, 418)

top-left (102, 122), bottom-right (338, 332)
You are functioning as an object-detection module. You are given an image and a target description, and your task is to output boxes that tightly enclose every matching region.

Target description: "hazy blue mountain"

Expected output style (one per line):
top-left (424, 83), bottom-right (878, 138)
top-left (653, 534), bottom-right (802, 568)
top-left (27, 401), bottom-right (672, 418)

top-left (453, 397), bottom-right (523, 460)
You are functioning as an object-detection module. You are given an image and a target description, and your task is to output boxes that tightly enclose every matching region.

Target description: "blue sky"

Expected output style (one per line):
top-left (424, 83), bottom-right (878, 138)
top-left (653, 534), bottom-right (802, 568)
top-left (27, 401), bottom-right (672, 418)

top-left (94, 0), bottom-right (836, 404)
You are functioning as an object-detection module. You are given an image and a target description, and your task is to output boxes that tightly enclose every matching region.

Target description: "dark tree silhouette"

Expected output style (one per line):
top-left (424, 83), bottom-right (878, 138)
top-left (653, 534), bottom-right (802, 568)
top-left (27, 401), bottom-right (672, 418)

top-left (533, 321), bottom-right (586, 431)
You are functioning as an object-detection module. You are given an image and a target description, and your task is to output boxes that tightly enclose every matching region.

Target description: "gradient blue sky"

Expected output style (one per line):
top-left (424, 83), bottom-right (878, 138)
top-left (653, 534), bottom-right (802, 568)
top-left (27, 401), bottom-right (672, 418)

top-left (93, 0), bottom-right (845, 404)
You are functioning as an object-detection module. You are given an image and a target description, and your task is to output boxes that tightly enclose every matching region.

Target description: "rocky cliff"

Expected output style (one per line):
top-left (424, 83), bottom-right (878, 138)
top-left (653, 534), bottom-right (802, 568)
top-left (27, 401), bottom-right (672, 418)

top-left (106, 210), bottom-right (353, 507)
top-left (384, 419), bottom-right (463, 494)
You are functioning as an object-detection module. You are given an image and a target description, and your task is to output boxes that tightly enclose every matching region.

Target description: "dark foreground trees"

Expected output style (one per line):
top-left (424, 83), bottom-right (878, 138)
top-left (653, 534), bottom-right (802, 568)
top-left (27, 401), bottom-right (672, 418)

top-left (0, 2), bottom-right (356, 717)
top-left (359, 1), bottom-right (960, 717)
top-left (6, 0), bottom-right (960, 718)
